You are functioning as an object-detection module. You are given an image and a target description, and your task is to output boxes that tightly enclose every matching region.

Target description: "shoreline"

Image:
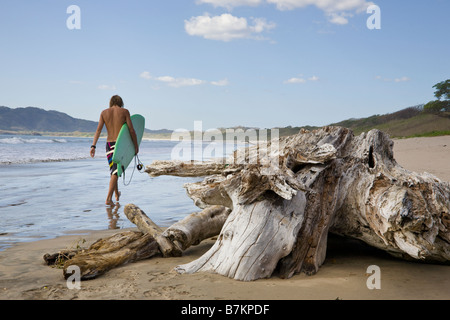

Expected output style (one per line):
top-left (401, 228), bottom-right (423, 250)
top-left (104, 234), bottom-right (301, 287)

top-left (0, 135), bottom-right (449, 300)
top-left (3, 129), bottom-right (450, 141)
top-left (0, 130), bottom-right (174, 141)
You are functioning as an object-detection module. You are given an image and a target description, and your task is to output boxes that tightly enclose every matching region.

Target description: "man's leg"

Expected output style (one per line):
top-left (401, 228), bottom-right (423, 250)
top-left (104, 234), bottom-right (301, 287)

top-left (106, 174), bottom-right (118, 205)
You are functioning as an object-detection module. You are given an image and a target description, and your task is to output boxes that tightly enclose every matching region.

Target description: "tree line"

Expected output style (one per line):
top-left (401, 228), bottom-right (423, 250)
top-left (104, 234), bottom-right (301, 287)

top-left (424, 79), bottom-right (450, 114)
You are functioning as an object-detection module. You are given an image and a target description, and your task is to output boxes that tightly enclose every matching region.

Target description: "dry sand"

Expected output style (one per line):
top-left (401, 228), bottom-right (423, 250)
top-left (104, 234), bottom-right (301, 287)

top-left (1, 135), bottom-right (449, 300)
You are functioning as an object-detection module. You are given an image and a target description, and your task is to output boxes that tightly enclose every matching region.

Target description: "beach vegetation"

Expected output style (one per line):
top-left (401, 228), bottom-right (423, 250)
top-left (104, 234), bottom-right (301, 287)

top-left (50, 238), bottom-right (87, 269)
top-left (424, 79), bottom-right (450, 114)
top-left (405, 130), bottom-right (450, 138)
top-left (433, 79), bottom-right (450, 101)
top-left (424, 100), bottom-right (450, 114)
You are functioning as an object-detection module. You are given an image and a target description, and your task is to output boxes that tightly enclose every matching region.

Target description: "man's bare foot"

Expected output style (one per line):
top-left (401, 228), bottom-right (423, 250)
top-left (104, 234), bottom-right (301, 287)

top-left (106, 200), bottom-right (115, 206)
top-left (115, 191), bottom-right (121, 202)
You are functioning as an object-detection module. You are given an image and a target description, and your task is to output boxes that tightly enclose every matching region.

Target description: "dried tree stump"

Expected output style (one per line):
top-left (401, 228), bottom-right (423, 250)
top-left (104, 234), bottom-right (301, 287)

top-left (146, 127), bottom-right (450, 281)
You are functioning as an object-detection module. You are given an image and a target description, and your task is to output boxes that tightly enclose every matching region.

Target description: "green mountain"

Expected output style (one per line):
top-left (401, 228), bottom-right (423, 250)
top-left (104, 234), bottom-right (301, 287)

top-left (0, 106), bottom-right (100, 133)
top-left (268, 105), bottom-right (449, 138)
top-left (329, 105), bottom-right (450, 138)
top-left (1, 104), bottom-right (449, 139)
top-left (0, 106), bottom-right (171, 136)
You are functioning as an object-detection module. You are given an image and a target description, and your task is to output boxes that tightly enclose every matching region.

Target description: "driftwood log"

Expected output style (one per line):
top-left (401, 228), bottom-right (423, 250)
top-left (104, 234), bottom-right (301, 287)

top-left (146, 127), bottom-right (450, 281)
top-left (61, 231), bottom-right (159, 280)
top-left (44, 204), bottom-right (230, 280)
top-left (125, 203), bottom-right (230, 257)
top-left (45, 126), bottom-right (450, 281)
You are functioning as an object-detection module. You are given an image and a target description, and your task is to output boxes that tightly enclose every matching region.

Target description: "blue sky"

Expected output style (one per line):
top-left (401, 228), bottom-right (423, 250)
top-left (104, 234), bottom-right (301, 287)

top-left (0, 0), bottom-right (449, 130)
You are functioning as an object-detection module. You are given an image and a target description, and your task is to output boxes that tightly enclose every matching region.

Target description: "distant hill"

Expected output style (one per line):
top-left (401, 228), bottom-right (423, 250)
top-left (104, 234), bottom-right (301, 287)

top-left (0, 106), bottom-right (99, 133)
top-left (0, 106), bottom-right (170, 137)
top-left (329, 104), bottom-right (450, 138)
top-left (218, 105), bottom-right (450, 138)
top-left (1, 104), bottom-right (449, 139)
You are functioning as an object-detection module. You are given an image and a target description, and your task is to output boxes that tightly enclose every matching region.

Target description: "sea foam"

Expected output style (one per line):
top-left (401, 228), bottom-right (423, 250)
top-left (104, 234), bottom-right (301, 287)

top-left (0, 137), bottom-right (68, 144)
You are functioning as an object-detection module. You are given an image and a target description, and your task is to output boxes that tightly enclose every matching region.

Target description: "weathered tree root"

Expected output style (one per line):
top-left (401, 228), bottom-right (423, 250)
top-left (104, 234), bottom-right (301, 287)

top-left (44, 204), bottom-right (230, 280)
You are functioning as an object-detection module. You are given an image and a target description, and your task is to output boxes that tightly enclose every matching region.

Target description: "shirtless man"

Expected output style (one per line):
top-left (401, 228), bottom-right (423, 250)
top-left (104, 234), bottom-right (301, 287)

top-left (90, 95), bottom-right (139, 205)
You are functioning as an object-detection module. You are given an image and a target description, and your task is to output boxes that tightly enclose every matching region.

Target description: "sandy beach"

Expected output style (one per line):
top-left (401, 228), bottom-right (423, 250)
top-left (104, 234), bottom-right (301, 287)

top-left (1, 135), bottom-right (449, 300)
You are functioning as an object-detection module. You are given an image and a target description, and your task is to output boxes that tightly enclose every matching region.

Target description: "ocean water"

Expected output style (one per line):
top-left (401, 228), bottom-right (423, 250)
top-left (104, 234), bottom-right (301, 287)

top-left (0, 134), bottom-right (228, 251)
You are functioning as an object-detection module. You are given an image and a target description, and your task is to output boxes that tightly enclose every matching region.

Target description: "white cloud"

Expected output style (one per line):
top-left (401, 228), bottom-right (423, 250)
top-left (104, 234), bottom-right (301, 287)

top-left (284, 77), bottom-right (307, 84)
top-left (195, 0), bottom-right (373, 25)
top-left (140, 71), bottom-right (152, 80)
top-left (155, 76), bottom-right (206, 88)
top-left (265, 0), bottom-right (373, 24)
top-left (267, 0), bottom-right (371, 12)
top-left (156, 76), bottom-right (176, 83)
top-left (196, 0), bottom-right (263, 10)
top-left (184, 13), bottom-right (275, 41)
top-left (375, 76), bottom-right (411, 83)
top-left (327, 12), bottom-right (350, 25)
top-left (284, 75), bottom-right (319, 84)
top-left (98, 84), bottom-right (116, 90)
top-left (394, 76), bottom-right (410, 83)
top-left (141, 71), bottom-right (229, 88)
top-left (211, 78), bottom-right (229, 86)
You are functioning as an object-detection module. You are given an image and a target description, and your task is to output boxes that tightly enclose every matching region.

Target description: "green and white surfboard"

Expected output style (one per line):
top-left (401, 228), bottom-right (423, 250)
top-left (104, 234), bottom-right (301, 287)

top-left (112, 114), bottom-right (145, 177)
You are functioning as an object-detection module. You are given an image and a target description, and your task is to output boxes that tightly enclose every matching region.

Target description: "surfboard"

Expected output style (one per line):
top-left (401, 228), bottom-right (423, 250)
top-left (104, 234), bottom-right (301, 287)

top-left (112, 114), bottom-right (145, 177)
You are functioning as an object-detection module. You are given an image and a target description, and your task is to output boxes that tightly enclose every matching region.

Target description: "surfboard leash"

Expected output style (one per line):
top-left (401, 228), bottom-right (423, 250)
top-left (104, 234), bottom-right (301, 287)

top-left (122, 154), bottom-right (145, 186)
top-left (136, 154), bottom-right (144, 172)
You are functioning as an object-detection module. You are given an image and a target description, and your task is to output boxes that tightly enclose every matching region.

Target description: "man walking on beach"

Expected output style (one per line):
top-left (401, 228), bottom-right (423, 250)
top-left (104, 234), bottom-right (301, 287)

top-left (90, 95), bottom-right (139, 205)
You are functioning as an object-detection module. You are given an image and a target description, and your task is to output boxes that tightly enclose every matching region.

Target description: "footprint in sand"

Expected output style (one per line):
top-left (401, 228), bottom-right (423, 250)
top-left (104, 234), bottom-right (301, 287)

top-left (143, 284), bottom-right (193, 299)
top-left (147, 271), bottom-right (177, 282)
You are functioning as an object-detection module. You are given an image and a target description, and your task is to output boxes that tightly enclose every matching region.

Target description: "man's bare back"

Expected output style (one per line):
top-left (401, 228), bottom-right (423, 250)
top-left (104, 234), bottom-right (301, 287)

top-left (101, 106), bottom-right (132, 142)
top-left (90, 100), bottom-right (139, 159)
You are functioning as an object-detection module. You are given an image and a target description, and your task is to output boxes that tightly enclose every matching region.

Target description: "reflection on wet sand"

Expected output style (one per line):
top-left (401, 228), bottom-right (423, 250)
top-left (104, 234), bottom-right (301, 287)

top-left (106, 203), bottom-right (120, 229)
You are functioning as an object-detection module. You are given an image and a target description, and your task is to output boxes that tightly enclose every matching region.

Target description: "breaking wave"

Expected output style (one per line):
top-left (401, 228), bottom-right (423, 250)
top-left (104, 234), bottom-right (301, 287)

top-left (0, 137), bottom-right (68, 144)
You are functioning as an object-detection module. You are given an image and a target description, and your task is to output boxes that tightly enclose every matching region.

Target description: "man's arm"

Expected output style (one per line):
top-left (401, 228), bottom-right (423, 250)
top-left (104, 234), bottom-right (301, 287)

top-left (125, 110), bottom-right (139, 155)
top-left (90, 112), bottom-right (105, 158)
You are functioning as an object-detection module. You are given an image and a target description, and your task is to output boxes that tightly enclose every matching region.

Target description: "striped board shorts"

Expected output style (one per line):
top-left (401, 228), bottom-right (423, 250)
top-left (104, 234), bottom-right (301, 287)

top-left (106, 141), bottom-right (118, 176)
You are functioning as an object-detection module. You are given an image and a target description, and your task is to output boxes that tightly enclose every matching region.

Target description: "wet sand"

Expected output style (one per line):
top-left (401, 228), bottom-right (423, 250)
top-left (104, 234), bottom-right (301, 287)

top-left (1, 135), bottom-right (449, 300)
